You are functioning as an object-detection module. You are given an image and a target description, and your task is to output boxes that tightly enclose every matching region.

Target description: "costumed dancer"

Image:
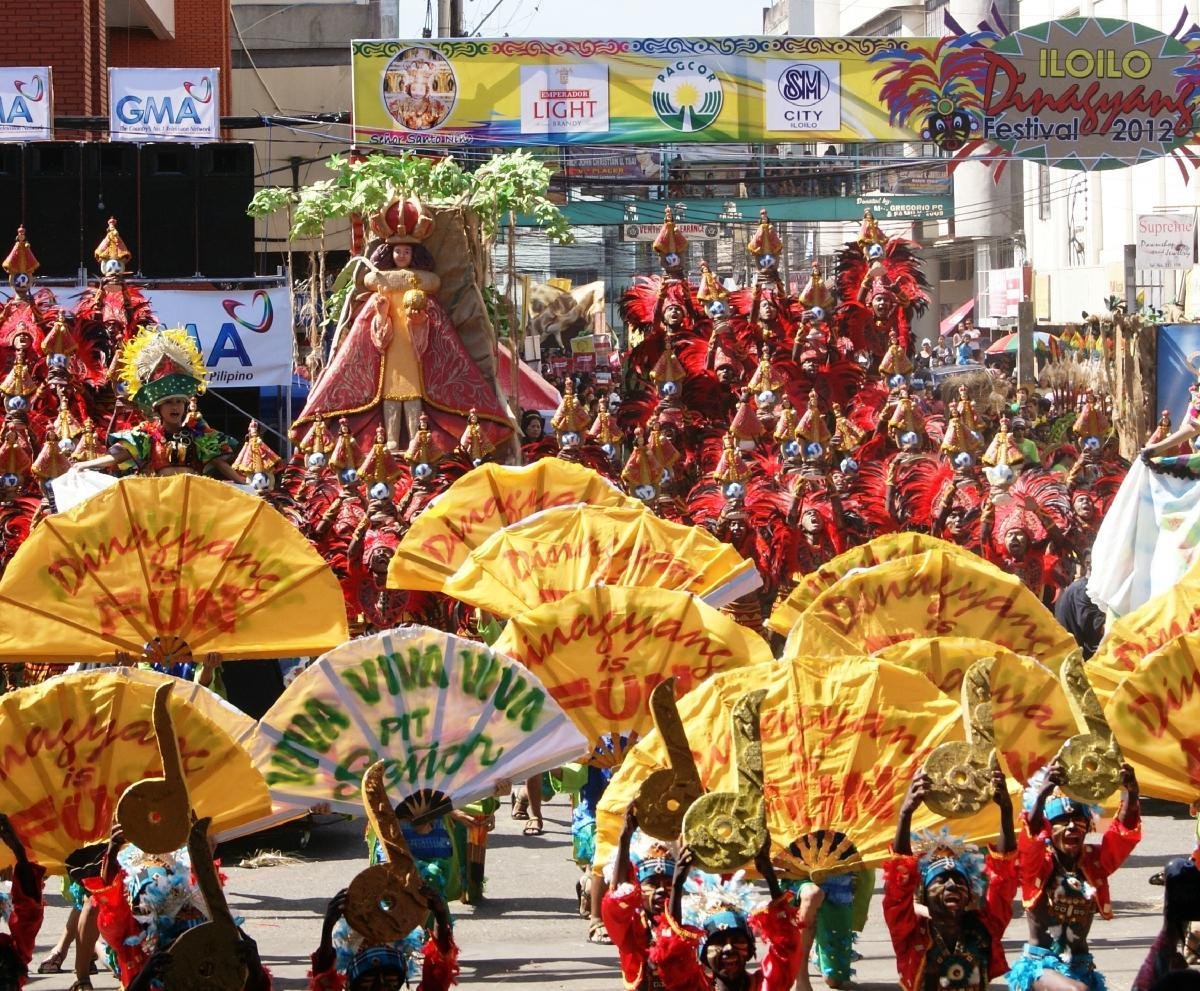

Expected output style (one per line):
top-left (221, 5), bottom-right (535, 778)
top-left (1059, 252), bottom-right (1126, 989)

top-left (84, 822), bottom-right (269, 991)
top-left (69, 327), bottom-right (242, 481)
top-left (0, 813), bottom-right (45, 991)
top-left (310, 888), bottom-right (456, 991)
top-left (1009, 762), bottom-right (1141, 991)
top-left (884, 767), bottom-right (1017, 991)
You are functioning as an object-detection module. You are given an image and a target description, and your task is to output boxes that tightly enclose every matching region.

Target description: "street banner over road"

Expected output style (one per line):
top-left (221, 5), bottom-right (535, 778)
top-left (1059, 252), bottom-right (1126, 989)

top-left (352, 19), bottom-right (1200, 175)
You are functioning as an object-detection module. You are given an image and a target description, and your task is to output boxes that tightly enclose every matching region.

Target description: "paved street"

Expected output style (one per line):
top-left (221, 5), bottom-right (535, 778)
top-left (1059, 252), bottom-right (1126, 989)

top-left (30, 795), bottom-right (1197, 990)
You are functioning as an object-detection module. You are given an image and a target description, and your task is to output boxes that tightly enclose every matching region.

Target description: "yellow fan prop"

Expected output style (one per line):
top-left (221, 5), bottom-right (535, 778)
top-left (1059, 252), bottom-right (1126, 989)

top-left (1107, 632), bottom-right (1200, 804)
top-left (597, 655), bottom-right (1006, 876)
top-left (767, 533), bottom-right (970, 636)
top-left (784, 549), bottom-right (1076, 667)
top-left (0, 475), bottom-right (348, 662)
top-left (1088, 577), bottom-right (1200, 703)
top-left (875, 637), bottom-right (1075, 783)
top-left (442, 504), bottom-right (761, 618)
top-left (493, 586), bottom-right (770, 761)
top-left (0, 669), bottom-right (271, 871)
top-left (387, 461), bottom-right (640, 593)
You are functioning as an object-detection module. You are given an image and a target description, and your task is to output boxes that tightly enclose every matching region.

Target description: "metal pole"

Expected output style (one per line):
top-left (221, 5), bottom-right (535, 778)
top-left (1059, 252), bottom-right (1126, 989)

top-left (1016, 299), bottom-right (1035, 387)
top-left (437, 0), bottom-right (452, 36)
top-left (1124, 242), bottom-right (1137, 317)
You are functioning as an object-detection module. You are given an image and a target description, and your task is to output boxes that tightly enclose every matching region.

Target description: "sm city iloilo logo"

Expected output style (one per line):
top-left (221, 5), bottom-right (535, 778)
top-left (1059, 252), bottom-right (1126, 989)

top-left (115, 75), bottom-right (213, 128)
top-left (767, 60), bottom-right (840, 131)
top-left (651, 59), bottom-right (724, 132)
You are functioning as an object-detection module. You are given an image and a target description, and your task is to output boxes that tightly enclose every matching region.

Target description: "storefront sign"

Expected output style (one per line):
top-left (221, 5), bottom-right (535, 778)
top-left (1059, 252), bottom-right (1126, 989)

top-left (109, 68), bottom-right (220, 143)
top-left (0, 68), bottom-right (53, 141)
top-left (621, 222), bottom-right (720, 241)
top-left (563, 148), bottom-right (661, 179)
top-left (139, 287), bottom-right (293, 387)
top-left (1136, 213), bottom-right (1197, 269)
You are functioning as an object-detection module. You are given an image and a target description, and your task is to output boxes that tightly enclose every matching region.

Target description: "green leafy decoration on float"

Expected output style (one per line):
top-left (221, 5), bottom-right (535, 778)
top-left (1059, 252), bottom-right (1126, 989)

top-left (247, 149), bottom-right (573, 245)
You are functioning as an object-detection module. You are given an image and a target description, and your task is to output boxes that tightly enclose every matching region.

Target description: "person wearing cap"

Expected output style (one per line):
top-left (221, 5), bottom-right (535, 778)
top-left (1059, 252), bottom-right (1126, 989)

top-left (309, 885), bottom-right (456, 991)
top-left (1010, 419), bottom-right (1040, 467)
top-left (883, 765), bottom-right (1017, 991)
top-left (913, 339), bottom-right (933, 374)
top-left (1008, 761), bottom-right (1140, 991)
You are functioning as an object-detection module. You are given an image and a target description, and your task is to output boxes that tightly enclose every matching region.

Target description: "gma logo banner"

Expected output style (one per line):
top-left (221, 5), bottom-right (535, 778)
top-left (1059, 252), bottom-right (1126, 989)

top-left (0, 68), bottom-right (53, 141)
top-left (141, 288), bottom-right (294, 388)
top-left (109, 67), bottom-right (219, 143)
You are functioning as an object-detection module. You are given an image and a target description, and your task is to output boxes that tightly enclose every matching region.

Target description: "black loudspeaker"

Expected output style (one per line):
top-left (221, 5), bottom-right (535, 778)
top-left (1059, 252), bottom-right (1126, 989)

top-left (24, 142), bottom-right (83, 277)
top-left (196, 142), bottom-right (254, 278)
top-left (81, 143), bottom-right (140, 275)
top-left (139, 143), bottom-right (197, 277)
top-left (0, 146), bottom-right (24, 258)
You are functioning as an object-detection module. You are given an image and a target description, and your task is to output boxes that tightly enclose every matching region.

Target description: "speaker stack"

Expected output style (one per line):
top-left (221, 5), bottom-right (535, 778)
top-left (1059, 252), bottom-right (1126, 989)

top-left (3, 141), bottom-right (255, 279)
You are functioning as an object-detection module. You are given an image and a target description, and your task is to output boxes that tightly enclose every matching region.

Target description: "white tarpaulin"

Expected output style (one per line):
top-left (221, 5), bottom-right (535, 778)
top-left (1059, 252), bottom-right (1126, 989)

top-left (140, 287), bottom-right (294, 388)
top-left (1088, 457), bottom-right (1200, 617)
top-left (109, 67), bottom-right (220, 143)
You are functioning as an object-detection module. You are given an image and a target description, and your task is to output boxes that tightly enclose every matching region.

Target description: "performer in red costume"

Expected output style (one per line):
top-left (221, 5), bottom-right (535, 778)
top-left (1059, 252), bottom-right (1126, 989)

top-left (0, 813), bottom-right (44, 991)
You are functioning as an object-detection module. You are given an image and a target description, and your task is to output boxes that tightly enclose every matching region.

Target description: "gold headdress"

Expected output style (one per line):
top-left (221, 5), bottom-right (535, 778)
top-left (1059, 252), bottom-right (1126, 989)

top-left (117, 326), bottom-right (207, 413)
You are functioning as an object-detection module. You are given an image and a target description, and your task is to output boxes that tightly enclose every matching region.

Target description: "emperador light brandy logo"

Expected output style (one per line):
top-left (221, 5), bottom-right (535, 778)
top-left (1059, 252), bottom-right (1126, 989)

top-left (651, 59), bottom-right (723, 132)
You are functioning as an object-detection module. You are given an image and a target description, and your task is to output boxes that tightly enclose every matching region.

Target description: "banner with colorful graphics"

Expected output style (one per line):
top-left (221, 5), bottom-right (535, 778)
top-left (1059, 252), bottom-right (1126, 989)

top-left (109, 67), bottom-right (220, 142)
top-left (140, 287), bottom-right (294, 388)
top-left (351, 22), bottom-right (1200, 174)
top-left (0, 68), bottom-right (53, 141)
top-left (351, 37), bottom-right (912, 146)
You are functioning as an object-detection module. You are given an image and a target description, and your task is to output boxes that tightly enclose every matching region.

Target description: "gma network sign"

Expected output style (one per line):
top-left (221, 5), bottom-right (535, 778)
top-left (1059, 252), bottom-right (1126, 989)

top-left (109, 67), bottom-right (220, 143)
top-left (0, 68), bottom-right (53, 140)
top-left (140, 288), bottom-right (293, 388)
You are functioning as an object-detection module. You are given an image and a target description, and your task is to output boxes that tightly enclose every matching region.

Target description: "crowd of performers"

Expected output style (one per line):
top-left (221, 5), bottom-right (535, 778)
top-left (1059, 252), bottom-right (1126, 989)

top-left (0, 205), bottom-right (1140, 644)
top-left (0, 197), bottom-right (1197, 991)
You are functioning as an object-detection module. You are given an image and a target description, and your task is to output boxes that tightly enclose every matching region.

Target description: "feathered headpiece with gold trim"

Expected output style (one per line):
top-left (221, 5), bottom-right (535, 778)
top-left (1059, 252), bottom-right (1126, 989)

top-left (118, 326), bottom-right (208, 413)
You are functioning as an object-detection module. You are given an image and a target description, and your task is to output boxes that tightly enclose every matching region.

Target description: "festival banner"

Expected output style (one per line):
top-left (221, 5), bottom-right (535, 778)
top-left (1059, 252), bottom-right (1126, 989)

top-left (1136, 213), bottom-right (1197, 269)
top-left (351, 22), bottom-right (1200, 174)
top-left (0, 67), bottom-right (53, 141)
top-left (108, 67), bottom-right (220, 143)
top-left (140, 287), bottom-right (294, 388)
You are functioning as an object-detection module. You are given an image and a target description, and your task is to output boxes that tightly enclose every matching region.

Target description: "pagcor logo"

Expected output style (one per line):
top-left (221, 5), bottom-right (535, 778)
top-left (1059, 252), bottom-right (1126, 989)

top-left (115, 76), bottom-right (212, 128)
top-left (223, 290), bottom-right (273, 334)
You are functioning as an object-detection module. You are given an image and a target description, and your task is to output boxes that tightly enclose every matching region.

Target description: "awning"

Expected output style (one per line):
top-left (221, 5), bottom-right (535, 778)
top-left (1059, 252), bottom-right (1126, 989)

top-left (939, 298), bottom-right (975, 337)
top-left (496, 346), bottom-right (563, 412)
